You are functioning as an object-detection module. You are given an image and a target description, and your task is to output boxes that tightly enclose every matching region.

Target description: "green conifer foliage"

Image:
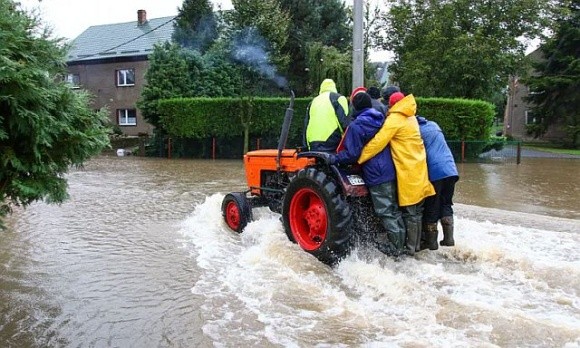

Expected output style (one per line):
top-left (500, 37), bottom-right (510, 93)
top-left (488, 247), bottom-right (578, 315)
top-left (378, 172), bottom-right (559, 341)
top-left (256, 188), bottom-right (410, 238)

top-left (0, 0), bottom-right (110, 222)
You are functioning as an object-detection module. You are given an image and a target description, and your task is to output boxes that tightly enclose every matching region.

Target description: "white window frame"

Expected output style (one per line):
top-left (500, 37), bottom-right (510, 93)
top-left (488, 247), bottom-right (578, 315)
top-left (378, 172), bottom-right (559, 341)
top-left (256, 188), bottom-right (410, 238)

top-left (116, 69), bottom-right (135, 86)
top-left (117, 109), bottom-right (137, 126)
top-left (66, 73), bottom-right (80, 88)
top-left (525, 110), bottom-right (537, 125)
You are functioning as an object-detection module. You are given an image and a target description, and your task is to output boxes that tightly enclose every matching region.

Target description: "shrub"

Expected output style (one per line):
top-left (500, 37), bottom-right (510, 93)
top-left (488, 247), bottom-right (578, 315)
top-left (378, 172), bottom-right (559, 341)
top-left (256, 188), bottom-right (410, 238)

top-left (156, 96), bottom-right (495, 158)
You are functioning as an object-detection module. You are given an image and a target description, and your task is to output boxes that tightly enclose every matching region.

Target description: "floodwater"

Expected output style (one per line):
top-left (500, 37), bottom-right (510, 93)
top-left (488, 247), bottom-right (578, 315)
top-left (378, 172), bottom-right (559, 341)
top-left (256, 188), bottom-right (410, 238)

top-left (1, 156), bottom-right (579, 347)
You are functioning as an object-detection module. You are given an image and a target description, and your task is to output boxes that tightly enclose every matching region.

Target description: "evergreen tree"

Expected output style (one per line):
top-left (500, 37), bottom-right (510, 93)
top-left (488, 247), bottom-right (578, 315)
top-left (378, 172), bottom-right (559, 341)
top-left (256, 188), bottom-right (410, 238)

top-left (172, 0), bottom-right (218, 53)
top-left (201, 43), bottom-right (243, 97)
top-left (228, 0), bottom-right (290, 74)
top-left (525, 1), bottom-right (580, 147)
top-left (138, 42), bottom-right (192, 132)
top-left (223, 0), bottom-right (291, 95)
top-left (138, 42), bottom-right (243, 132)
top-left (279, 0), bottom-right (351, 96)
top-left (305, 42), bottom-right (352, 95)
top-left (0, 0), bottom-right (110, 222)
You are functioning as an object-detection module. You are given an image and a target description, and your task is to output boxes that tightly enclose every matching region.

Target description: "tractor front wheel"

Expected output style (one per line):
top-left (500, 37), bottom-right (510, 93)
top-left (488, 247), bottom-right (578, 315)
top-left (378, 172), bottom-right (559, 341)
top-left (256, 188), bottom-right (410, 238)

top-left (222, 192), bottom-right (252, 233)
top-left (282, 168), bottom-right (353, 266)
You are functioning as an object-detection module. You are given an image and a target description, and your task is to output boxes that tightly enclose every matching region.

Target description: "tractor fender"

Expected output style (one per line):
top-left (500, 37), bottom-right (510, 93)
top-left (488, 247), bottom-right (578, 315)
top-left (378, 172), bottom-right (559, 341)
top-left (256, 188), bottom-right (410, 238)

top-left (297, 151), bottom-right (369, 198)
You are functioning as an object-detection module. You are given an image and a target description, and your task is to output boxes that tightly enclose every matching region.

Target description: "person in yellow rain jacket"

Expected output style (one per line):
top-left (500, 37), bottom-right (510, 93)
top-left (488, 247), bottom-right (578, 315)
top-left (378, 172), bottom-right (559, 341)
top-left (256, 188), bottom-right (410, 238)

top-left (359, 92), bottom-right (435, 255)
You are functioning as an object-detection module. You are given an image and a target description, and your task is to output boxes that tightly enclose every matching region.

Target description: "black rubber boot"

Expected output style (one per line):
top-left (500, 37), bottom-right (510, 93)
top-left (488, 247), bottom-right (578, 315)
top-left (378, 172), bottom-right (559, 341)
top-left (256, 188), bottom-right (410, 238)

top-left (398, 230), bottom-right (406, 252)
top-left (388, 230), bottom-right (404, 250)
top-left (388, 231), bottom-right (406, 257)
top-left (425, 223), bottom-right (439, 250)
top-left (419, 223), bottom-right (428, 251)
top-left (375, 233), bottom-right (398, 256)
top-left (440, 216), bottom-right (455, 246)
top-left (420, 223), bottom-right (439, 250)
top-left (405, 220), bottom-right (420, 256)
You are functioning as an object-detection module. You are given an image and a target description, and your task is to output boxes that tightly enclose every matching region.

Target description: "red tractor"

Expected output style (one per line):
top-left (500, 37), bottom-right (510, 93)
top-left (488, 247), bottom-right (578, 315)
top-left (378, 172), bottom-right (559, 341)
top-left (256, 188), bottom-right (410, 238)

top-left (222, 92), bottom-right (382, 265)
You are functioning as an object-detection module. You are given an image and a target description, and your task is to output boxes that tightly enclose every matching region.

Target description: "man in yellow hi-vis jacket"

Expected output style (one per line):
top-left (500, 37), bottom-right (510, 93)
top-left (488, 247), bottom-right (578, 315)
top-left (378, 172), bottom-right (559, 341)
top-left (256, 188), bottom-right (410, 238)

top-left (304, 79), bottom-right (350, 152)
top-left (359, 92), bottom-right (435, 255)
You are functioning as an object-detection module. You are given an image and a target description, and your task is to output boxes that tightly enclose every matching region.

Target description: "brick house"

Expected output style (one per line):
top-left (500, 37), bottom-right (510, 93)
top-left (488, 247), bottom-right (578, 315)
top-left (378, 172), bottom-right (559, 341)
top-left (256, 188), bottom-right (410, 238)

top-left (503, 48), bottom-right (565, 141)
top-left (66, 10), bottom-right (175, 136)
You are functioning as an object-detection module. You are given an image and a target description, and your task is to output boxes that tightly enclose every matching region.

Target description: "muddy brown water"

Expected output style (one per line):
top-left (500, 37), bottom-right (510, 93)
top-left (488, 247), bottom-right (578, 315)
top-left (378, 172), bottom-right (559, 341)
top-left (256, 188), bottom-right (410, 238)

top-left (1, 156), bottom-right (579, 347)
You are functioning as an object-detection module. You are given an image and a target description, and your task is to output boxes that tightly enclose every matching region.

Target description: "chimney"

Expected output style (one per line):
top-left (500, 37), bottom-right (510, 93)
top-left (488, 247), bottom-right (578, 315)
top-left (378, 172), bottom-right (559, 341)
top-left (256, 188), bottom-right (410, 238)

top-left (137, 9), bottom-right (147, 25)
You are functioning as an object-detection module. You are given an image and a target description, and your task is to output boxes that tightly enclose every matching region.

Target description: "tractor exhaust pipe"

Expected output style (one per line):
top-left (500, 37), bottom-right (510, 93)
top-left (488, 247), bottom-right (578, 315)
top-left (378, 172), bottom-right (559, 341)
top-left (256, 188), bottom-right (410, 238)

top-left (276, 90), bottom-right (295, 173)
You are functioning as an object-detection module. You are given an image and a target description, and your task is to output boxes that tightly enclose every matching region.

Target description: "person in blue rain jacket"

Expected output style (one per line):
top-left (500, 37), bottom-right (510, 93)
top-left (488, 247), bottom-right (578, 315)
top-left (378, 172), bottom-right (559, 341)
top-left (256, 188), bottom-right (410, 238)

top-left (417, 115), bottom-right (459, 250)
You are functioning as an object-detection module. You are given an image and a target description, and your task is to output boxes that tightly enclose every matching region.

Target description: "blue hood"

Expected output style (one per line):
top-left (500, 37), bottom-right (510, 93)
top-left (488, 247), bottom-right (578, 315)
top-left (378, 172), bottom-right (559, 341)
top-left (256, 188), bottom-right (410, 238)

top-left (417, 116), bottom-right (458, 181)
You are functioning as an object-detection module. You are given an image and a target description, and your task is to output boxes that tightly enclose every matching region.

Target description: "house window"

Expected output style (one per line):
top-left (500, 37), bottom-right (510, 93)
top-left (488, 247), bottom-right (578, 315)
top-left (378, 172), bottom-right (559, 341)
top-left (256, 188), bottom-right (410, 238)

top-left (525, 110), bottom-right (538, 125)
top-left (118, 109), bottom-right (137, 126)
top-left (116, 69), bottom-right (135, 86)
top-left (66, 73), bottom-right (80, 88)
top-left (528, 86), bottom-right (543, 95)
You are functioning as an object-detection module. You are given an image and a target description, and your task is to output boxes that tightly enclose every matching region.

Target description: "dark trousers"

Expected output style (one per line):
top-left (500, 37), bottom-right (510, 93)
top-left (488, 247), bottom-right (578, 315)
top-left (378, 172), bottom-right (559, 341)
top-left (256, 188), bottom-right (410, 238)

top-left (369, 181), bottom-right (405, 234)
top-left (401, 201), bottom-right (424, 229)
top-left (423, 176), bottom-right (457, 223)
top-left (369, 181), bottom-right (406, 252)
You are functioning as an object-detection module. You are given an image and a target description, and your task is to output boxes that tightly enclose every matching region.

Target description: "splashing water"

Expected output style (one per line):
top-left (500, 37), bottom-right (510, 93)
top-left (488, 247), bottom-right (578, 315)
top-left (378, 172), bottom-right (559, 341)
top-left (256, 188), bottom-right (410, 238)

top-left (180, 194), bottom-right (580, 347)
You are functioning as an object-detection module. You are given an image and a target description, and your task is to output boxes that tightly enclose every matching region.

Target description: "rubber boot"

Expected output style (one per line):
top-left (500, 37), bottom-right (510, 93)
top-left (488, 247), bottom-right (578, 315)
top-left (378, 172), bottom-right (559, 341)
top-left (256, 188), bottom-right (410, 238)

top-left (440, 216), bottom-right (455, 246)
top-left (425, 223), bottom-right (439, 250)
top-left (388, 231), bottom-right (406, 257)
top-left (378, 217), bottom-right (405, 257)
top-left (387, 230), bottom-right (402, 249)
top-left (415, 220), bottom-right (423, 252)
top-left (420, 223), bottom-right (438, 250)
top-left (419, 223), bottom-right (428, 251)
top-left (405, 220), bottom-right (420, 256)
top-left (375, 233), bottom-right (397, 256)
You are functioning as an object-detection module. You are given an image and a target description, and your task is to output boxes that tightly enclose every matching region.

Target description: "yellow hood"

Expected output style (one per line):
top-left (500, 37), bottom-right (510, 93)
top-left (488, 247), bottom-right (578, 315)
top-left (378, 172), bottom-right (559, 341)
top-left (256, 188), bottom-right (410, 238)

top-left (389, 94), bottom-right (417, 117)
top-left (319, 79), bottom-right (338, 94)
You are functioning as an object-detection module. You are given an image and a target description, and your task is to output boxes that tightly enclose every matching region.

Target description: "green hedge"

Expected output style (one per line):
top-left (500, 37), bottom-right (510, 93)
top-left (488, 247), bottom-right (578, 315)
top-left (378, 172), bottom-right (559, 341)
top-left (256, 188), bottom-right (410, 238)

top-left (415, 97), bottom-right (495, 140)
top-left (158, 96), bottom-right (495, 143)
top-left (158, 97), bottom-right (312, 148)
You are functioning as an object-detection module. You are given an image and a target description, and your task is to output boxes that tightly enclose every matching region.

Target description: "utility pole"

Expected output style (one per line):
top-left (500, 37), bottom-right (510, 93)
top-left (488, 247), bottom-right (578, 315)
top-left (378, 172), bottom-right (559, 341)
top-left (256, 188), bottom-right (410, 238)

top-left (352, 0), bottom-right (364, 90)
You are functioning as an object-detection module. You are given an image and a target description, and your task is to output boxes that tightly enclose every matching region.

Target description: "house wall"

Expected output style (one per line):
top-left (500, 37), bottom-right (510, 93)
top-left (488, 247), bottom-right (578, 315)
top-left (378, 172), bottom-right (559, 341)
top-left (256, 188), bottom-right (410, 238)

top-left (504, 79), bottom-right (531, 140)
top-left (68, 57), bottom-right (153, 136)
top-left (503, 49), bottom-right (565, 141)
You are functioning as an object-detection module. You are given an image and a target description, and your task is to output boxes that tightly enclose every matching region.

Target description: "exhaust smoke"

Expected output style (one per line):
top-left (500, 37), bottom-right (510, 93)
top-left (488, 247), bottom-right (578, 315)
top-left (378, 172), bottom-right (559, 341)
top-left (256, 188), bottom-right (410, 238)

top-left (231, 27), bottom-right (288, 89)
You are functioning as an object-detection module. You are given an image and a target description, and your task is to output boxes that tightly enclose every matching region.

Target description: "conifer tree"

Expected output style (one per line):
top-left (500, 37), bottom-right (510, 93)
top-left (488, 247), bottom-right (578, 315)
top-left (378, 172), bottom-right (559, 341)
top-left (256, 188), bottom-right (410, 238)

top-left (279, 0), bottom-right (351, 96)
top-left (0, 0), bottom-right (110, 222)
top-left (138, 42), bottom-right (193, 131)
top-left (172, 0), bottom-right (218, 53)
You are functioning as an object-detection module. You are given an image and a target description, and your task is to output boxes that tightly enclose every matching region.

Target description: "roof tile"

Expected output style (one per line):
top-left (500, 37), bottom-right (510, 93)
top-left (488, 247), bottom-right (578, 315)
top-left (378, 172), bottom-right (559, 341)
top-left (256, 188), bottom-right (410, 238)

top-left (67, 16), bottom-right (175, 62)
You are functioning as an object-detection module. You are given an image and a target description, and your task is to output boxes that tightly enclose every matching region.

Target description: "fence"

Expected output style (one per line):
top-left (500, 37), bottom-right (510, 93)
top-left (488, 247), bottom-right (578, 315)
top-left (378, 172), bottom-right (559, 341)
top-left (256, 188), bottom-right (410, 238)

top-left (146, 136), bottom-right (522, 164)
top-left (447, 140), bottom-right (522, 164)
top-left (145, 134), bottom-right (289, 160)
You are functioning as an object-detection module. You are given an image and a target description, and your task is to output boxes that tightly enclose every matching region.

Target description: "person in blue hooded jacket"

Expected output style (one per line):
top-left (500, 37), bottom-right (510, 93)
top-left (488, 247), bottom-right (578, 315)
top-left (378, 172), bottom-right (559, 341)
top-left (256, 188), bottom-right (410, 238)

top-left (329, 92), bottom-right (405, 256)
top-left (417, 115), bottom-right (459, 250)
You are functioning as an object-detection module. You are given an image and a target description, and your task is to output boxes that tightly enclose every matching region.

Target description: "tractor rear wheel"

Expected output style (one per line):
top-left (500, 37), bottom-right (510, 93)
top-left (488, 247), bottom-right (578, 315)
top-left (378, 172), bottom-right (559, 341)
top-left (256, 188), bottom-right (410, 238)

top-left (222, 192), bottom-right (252, 233)
top-left (282, 167), bottom-right (353, 266)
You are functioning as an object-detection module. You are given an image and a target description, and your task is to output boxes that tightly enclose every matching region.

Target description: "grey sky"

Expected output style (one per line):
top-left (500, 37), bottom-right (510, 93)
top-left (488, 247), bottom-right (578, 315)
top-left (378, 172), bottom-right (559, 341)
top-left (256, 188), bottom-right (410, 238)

top-left (18, 0), bottom-right (392, 61)
top-left (19, 0), bottom-right (232, 40)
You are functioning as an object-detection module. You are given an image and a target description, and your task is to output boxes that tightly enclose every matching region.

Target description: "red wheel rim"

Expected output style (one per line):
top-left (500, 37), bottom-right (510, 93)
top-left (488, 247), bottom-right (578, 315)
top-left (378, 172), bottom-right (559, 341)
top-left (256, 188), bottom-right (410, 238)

top-left (225, 201), bottom-right (240, 230)
top-left (289, 187), bottom-right (327, 251)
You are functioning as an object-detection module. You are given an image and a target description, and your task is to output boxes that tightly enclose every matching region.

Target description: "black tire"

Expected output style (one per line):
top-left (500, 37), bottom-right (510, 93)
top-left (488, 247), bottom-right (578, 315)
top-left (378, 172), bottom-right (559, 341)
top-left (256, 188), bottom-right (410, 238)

top-left (282, 167), bottom-right (353, 266)
top-left (222, 192), bottom-right (252, 233)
